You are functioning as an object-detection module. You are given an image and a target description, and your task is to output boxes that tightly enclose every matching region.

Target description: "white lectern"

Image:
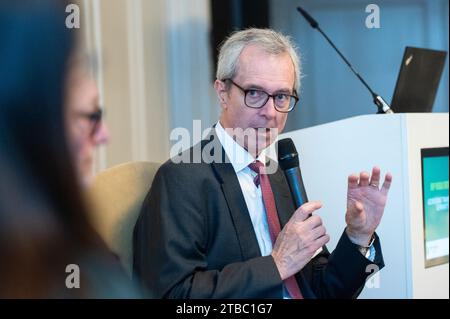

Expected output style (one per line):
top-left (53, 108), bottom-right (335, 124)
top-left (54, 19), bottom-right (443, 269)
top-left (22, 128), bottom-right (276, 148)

top-left (280, 113), bottom-right (449, 299)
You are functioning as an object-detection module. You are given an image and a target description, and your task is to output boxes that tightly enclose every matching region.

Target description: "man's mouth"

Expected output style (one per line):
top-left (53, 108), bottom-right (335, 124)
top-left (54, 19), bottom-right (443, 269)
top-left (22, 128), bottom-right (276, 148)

top-left (253, 127), bottom-right (272, 132)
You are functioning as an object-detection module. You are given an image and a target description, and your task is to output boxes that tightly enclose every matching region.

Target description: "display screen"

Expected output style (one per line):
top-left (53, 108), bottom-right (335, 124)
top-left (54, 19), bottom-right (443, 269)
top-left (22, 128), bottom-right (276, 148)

top-left (421, 147), bottom-right (449, 268)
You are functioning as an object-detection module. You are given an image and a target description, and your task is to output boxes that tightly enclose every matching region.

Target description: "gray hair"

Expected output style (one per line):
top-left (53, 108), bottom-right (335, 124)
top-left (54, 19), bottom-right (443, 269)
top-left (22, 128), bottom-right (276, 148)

top-left (216, 28), bottom-right (301, 92)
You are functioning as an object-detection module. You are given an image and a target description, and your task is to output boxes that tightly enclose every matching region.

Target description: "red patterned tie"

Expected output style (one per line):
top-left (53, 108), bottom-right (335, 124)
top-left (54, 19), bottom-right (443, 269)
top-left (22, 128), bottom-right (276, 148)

top-left (249, 161), bottom-right (304, 299)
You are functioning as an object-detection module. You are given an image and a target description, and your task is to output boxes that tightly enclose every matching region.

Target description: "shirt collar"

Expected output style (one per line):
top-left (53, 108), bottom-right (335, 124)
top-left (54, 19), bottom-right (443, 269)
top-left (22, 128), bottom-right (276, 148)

top-left (215, 121), bottom-right (268, 173)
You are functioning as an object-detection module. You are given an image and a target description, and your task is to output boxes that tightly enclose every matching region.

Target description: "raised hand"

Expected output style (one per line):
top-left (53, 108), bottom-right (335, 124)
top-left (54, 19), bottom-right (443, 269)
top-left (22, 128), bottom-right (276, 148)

top-left (345, 166), bottom-right (392, 246)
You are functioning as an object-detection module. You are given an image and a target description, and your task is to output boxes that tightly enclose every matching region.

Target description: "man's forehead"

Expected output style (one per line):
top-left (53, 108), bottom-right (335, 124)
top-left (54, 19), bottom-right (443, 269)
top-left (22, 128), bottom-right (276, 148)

top-left (235, 46), bottom-right (295, 89)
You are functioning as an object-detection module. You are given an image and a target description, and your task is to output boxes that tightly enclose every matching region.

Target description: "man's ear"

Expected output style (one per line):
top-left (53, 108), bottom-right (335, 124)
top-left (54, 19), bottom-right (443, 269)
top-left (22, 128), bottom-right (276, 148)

top-left (214, 80), bottom-right (228, 108)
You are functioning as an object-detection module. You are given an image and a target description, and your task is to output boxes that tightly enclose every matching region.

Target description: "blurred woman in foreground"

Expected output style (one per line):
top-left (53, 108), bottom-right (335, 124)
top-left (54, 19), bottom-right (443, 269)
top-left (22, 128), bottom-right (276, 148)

top-left (0, 0), bottom-right (138, 298)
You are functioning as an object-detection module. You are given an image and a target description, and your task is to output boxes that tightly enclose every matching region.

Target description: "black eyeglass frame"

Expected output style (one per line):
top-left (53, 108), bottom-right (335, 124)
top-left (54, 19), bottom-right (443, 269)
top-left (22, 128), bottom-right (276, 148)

top-left (223, 79), bottom-right (299, 113)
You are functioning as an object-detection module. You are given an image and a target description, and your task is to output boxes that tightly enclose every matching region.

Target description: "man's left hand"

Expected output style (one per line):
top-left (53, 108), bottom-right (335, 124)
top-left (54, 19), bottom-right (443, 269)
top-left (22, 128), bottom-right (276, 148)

top-left (345, 166), bottom-right (392, 246)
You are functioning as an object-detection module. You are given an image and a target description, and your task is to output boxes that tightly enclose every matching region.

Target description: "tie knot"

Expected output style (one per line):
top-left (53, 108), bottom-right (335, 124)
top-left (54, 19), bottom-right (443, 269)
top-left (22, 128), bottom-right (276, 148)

top-left (248, 161), bottom-right (264, 174)
top-left (248, 161), bottom-right (264, 187)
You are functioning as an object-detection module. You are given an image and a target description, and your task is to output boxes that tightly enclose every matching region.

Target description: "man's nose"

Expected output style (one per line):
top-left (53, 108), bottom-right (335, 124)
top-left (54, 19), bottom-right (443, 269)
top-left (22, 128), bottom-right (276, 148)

top-left (259, 96), bottom-right (278, 119)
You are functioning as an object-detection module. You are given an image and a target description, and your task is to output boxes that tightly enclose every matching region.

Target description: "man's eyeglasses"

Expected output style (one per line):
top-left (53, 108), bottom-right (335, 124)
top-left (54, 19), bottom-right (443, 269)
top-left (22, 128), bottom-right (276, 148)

top-left (75, 109), bottom-right (103, 137)
top-left (224, 79), bottom-right (299, 113)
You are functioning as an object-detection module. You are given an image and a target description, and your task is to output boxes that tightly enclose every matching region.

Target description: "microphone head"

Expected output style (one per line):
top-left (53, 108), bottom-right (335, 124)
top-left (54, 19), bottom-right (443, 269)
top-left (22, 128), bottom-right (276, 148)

top-left (297, 6), bottom-right (319, 29)
top-left (277, 138), bottom-right (299, 170)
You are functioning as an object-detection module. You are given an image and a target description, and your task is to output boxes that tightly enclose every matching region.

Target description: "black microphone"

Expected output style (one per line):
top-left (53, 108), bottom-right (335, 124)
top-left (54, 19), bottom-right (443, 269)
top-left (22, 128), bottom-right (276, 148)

top-left (277, 138), bottom-right (308, 208)
top-left (297, 6), bottom-right (318, 29)
top-left (296, 5), bottom-right (394, 114)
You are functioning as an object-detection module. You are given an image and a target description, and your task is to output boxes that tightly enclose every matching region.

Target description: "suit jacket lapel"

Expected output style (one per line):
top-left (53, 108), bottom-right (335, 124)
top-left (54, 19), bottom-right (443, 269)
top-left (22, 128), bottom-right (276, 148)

top-left (206, 129), bottom-right (262, 261)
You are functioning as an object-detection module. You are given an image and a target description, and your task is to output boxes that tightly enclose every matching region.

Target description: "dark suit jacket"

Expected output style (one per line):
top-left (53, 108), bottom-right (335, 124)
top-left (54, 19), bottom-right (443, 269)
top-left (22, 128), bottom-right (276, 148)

top-left (133, 129), bottom-right (384, 298)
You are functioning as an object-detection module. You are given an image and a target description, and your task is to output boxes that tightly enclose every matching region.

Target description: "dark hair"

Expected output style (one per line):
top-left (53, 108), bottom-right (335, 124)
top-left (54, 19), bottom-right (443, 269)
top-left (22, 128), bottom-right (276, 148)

top-left (0, 0), bottom-right (108, 297)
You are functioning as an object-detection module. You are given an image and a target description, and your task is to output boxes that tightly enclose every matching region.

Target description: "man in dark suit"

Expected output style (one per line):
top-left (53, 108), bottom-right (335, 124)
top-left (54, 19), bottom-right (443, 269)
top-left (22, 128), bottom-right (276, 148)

top-left (133, 28), bottom-right (392, 298)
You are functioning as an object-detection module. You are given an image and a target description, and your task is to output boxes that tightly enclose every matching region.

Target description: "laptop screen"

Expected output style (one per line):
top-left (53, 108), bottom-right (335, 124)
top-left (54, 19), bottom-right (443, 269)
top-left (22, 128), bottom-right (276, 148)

top-left (391, 47), bottom-right (447, 113)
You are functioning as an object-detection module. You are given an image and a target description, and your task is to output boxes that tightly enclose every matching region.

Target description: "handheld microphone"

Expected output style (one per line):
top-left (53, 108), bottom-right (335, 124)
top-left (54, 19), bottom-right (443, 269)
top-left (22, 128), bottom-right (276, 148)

top-left (277, 138), bottom-right (308, 208)
top-left (296, 5), bottom-right (394, 114)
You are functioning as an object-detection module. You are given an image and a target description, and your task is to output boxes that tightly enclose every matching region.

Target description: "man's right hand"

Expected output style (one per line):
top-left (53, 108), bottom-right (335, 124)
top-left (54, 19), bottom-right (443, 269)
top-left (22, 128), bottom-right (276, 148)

top-left (271, 201), bottom-right (329, 280)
